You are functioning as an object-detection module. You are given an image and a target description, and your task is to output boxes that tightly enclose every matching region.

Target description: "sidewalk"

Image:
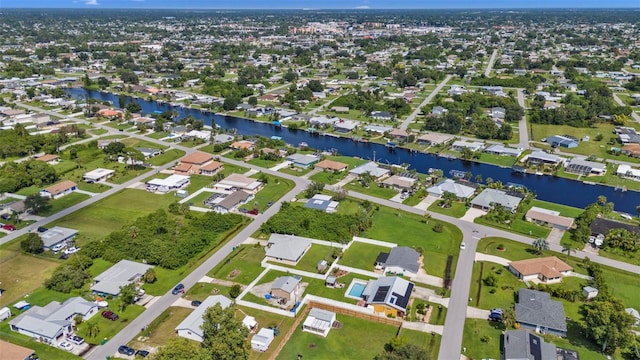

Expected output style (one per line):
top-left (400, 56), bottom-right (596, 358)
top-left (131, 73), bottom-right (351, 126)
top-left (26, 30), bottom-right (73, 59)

top-left (474, 253), bottom-right (510, 266)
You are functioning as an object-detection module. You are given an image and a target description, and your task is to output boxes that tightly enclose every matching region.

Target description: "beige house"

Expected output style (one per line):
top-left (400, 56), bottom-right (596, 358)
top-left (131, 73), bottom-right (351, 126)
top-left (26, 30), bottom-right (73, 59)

top-left (508, 257), bottom-right (573, 284)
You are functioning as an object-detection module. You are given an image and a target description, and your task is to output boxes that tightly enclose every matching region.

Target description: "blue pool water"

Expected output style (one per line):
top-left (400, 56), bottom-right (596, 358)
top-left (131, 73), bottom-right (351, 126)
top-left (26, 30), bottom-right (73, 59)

top-left (348, 282), bottom-right (366, 298)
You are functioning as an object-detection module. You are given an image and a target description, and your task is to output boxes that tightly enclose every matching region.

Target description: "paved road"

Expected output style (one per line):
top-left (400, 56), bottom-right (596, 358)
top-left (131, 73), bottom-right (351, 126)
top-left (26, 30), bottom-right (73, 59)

top-left (399, 74), bottom-right (453, 131)
top-left (613, 92), bottom-right (640, 124)
top-left (484, 49), bottom-right (498, 77)
top-left (516, 89), bottom-right (530, 149)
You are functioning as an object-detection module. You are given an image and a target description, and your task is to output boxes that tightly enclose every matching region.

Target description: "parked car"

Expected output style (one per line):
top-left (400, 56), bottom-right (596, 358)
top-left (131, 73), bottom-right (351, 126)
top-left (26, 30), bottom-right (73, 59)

top-left (67, 335), bottom-right (85, 345)
top-left (1, 213), bottom-right (11, 220)
top-left (460, 242), bottom-right (466, 250)
top-left (37, 226), bottom-right (48, 233)
top-left (191, 300), bottom-right (202, 307)
top-left (135, 350), bottom-right (150, 358)
top-left (266, 201), bottom-right (273, 207)
top-left (118, 345), bottom-right (135, 356)
top-left (248, 208), bottom-right (259, 215)
top-left (171, 283), bottom-right (185, 295)
top-left (238, 208), bottom-right (248, 213)
top-left (57, 341), bottom-right (74, 351)
top-left (52, 243), bottom-right (66, 252)
top-left (63, 247), bottom-right (80, 255)
top-left (489, 313), bottom-right (502, 322)
top-left (2, 224), bottom-right (16, 231)
top-left (101, 310), bottom-right (119, 321)
top-left (490, 308), bottom-right (503, 315)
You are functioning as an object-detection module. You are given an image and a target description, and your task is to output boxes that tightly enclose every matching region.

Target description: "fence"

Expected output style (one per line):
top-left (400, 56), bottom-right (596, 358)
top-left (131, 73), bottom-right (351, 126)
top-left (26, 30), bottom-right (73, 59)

top-left (307, 300), bottom-right (403, 327)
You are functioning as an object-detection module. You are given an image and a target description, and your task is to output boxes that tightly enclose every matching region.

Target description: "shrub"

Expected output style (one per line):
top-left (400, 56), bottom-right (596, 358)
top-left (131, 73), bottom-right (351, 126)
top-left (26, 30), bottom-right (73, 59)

top-left (432, 223), bottom-right (444, 233)
top-left (229, 284), bottom-right (242, 299)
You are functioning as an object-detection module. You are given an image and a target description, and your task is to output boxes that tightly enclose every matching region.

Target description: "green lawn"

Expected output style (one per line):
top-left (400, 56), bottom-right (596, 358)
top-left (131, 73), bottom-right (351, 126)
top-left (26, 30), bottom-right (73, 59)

top-left (478, 153), bottom-right (518, 167)
top-left (409, 300), bottom-right (448, 325)
top-left (129, 306), bottom-right (192, 349)
top-left (184, 282), bottom-right (233, 302)
top-left (274, 244), bottom-right (336, 274)
top-left (399, 329), bottom-right (441, 359)
top-left (0, 323), bottom-right (80, 360)
top-left (76, 303), bottom-right (146, 345)
top-left (243, 306), bottom-right (297, 360)
top-left (343, 181), bottom-right (398, 199)
top-left (119, 137), bottom-right (168, 150)
top-left (475, 209), bottom-right (551, 239)
top-left (278, 165), bottom-right (312, 177)
top-left (529, 199), bottom-right (584, 218)
top-left (239, 174), bottom-right (295, 212)
top-left (40, 192), bottom-right (90, 216)
top-left (363, 206), bottom-right (462, 279)
top-left (462, 319), bottom-right (504, 360)
top-left (308, 170), bottom-right (347, 185)
top-left (208, 245), bottom-right (266, 285)
top-left (428, 200), bottom-right (469, 218)
top-left (277, 314), bottom-right (400, 360)
top-left (147, 149), bottom-right (186, 166)
top-left (339, 242), bottom-right (390, 270)
top-left (15, 185), bottom-right (40, 196)
top-left (247, 157), bottom-right (283, 169)
top-left (147, 131), bottom-right (170, 139)
top-left (469, 261), bottom-right (522, 310)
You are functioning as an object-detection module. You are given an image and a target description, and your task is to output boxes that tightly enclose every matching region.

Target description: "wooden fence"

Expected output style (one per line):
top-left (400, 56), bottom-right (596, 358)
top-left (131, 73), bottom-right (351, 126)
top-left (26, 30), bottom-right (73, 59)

top-left (307, 301), bottom-right (403, 327)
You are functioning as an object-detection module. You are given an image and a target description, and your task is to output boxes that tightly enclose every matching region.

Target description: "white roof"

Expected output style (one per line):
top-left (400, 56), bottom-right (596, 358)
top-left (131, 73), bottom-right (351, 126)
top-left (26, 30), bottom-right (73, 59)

top-left (175, 295), bottom-right (232, 340)
top-left (83, 168), bottom-right (115, 180)
top-left (39, 226), bottom-right (78, 248)
top-left (216, 173), bottom-right (262, 191)
top-left (251, 328), bottom-right (275, 346)
top-left (242, 315), bottom-right (257, 329)
top-left (427, 179), bottom-right (475, 199)
top-left (146, 174), bottom-right (190, 188)
top-left (265, 234), bottom-right (312, 262)
top-left (303, 308), bottom-right (335, 330)
top-left (92, 260), bottom-right (153, 296)
top-left (349, 162), bottom-right (390, 178)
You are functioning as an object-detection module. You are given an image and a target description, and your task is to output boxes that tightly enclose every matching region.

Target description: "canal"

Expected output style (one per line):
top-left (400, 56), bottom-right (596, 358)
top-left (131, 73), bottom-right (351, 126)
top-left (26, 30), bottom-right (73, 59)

top-left (66, 88), bottom-right (640, 214)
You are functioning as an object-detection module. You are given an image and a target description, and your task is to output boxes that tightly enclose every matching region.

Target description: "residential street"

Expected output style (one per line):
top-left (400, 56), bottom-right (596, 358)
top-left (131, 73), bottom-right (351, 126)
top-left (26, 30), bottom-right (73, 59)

top-left (399, 74), bottom-right (453, 130)
top-left (484, 48), bottom-right (498, 77)
top-left (516, 88), bottom-right (530, 149)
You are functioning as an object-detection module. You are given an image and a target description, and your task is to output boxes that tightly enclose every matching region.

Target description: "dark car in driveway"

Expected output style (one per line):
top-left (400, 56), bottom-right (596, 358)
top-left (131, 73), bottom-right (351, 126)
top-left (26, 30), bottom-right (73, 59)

top-left (191, 300), bottom-right (202, 307)
top-left (118, 345), bottom-right (135, 356)
top-left (101, 310), bottom-right (119, 321)
top-left (171, 283), bottom-right (185, 295)
top-left (135, 350), bottom-right (150, 358)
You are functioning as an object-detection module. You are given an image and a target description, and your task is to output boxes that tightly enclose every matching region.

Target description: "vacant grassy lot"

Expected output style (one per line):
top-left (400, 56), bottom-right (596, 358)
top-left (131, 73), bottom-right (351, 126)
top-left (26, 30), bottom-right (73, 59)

top-left (76, 303), bottom-right (146, 345)
top-left (209, 245), bottom-right (266, 285)
top-left (475, 204), bottom-right (551, 239)
top-left (478, 153), bottom-right (518, 167)
top-left (462, 319), bottom-right (504, 360)
top-left (119, 137), bottom-right (168, 150)
top-left (363, 206), bottom-right (462, 278)
top-left (339, 242), bottom-right (390, 270)
top-left (343, 181), bottom-right (398, 199)
top-left (40, 192), bottom-right (90, 216)
top-left (399, 329), bottom-right (441, 359)
top-left (468, 261), bottom-right (522, 310)
top-left (277, 314), bottom-right (399, 360)
top-left (129, 306), bottom-right (192, 350)
top-left (239, 174), bottom-right (295, 212)
top-left (147, 148), bottom-right (186, 166)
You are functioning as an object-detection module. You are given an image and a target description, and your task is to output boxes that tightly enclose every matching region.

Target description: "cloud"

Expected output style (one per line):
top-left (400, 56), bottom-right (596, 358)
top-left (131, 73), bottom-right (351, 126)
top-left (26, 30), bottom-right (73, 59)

top-left (355, 5), bottom-right (370, 8)
top-left (85, 0), bottom-right (99, 5)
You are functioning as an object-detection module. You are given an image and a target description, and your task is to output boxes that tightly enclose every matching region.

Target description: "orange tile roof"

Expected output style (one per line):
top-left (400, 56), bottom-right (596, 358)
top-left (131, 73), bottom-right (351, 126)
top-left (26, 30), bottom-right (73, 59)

top-left (174, 163), bottom-right (192, 173)
top-left (509, 256), bottom-right (573, 279)
top-left (36, 154), bottom-right (60, 162)
top-left (43, 180), bottom-right (77, 196)
top-left (230, 140), bottom-right (255, 150)
top-left (180, 152), bottom-right (213, 165)
top-left (315, 159), bottom-right (348, 171)
top-left (200, 161), bottom-right (223, 171)
top-left (97, 109), bottom-right (123, 117)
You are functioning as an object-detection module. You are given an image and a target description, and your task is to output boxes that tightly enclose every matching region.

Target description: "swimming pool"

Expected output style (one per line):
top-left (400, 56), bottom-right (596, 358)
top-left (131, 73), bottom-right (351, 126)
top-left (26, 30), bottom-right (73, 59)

top-left (345, 280), bottom-right (368, 299)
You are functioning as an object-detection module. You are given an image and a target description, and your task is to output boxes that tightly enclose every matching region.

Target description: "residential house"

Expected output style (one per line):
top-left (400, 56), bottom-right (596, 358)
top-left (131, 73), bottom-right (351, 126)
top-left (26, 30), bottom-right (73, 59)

top-left (40, 180), bottom-right (77, 199)
top-left (470, 188), bottom-right (522, 212)
top-left (375, 247), bottom-right (420, 277)
top-left (508, 257), bottom-right (573, 284)
top-left (503, 330), bottom-right (567, 360)
top-left (431, 106), bottom-right (448, 116)
top-left (484, 144), bottom-right (523, 157)
top-left (286, 153), bottom-right (321, 168)
top-left (626, 308), bottom-right (640, 327)
top-left (211, 190), bottom-right (253, 214)
top-left (230, 140), bottom-right (256, 151)
top-left (389, 128), bottom-right (409, 142)
top-left (136, 147), bottom-right (163, 159)
top-left (91, 259), bottom-right (153, 297)
top-left (363, 124), bottom-right (393, 134)
top-left (616, 164), bottom-right (640, 181)
top-left (97, 108), bottom-right (124, 119)
top-left (565, 158), bottom-right (606, 176)
top-left (146, 175), bottom-right (190, 193)
top-left (333, 119), bottom-right (359, 133)
top-left (212, 134), bottom-right (235, 144)
top-left (362, 276), bottom-right (414, 317)
top-left (426, 179), bottom-right (476, 200)
top-left (525, 207), bottom-right (574, 230)
top-left (370, 111), bottom-right (393, 121)
top-left (175, 295), bottom-right (232, 342)
top-left (35, 154), bottom-right (60, 165)
top-left (590, 218), bottom-right (640, 237)
top-left (265, 234), bottom-right (312, 265)
top-left (302, 308), bottom-right (336, 337)
top-left (314, 159), bottom-right (348, 172)
top-left (97, 139), bottom-right (118, 150)
top-left (251, 328), bottom-right (275, 352)
top-left (9, 297), bottom-right (98, 346)
top-left (83, 168), bottom-right (115, 183)
top-left (451, 140), bottom-right (485, 152)
top-left (526, 151), bottom-right (564, 166)
top-left (416, 133), bottom-right (453, 146)
top-left (381, 175), bottom-right (417, 191)
top-left (39, 226), bottom-right (78, 251)
top-left (515, 289), bottom-right (567, 337)
top-left (214, 174), bottom-right (263, 193)
top-left (622, 144), bottom-right (640, 158)
top-left (545, 135), bottom-right (578, 148)
top-left (304, 194), bottom-right (339, 213)
top-left (175, 152), bottom-right (223, 176)
top-left (270, 276), bottom-right (302, 302)
top-left (0, 340), bottom-right (35, 360)
top-left (488, 107), bottom-right (506, 120)
top-left (349, 162), bottom-right (390, 179)
top-left (331, 106), bottom-right (350, 113)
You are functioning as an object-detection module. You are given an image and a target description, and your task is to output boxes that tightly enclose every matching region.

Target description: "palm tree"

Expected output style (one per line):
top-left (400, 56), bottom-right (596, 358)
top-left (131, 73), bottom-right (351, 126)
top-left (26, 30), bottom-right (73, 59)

top-left (86, 322), bottom-right (100, 338)
top-left (562, 243), bottom-right (574, 260)
top-left (502, 308), bottom-right (517, 329)
top-left (532, 238), bottom-right (550, 255)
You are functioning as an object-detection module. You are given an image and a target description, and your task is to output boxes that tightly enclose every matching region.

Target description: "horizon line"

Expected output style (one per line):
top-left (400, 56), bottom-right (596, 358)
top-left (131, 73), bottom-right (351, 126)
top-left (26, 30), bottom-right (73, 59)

top-left (1, 6), bottom-right (639, 10)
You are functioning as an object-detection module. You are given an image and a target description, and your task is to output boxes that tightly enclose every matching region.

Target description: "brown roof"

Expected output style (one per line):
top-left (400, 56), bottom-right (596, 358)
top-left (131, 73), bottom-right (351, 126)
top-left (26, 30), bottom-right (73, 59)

top-left (622, 144), bottom-right (640, 156)
top-left (174, 163), bottom-right (192, 173)
top-left (509, 256), bottom-right (573, 279)
top-left (200, 161), bottom-right (223, 171)
top-left (43, 180), bottom-right (77, 196)
top-left (315, 159), bottom-right (348, 171)
top-left (525, 209), bottom-right (574, 228)
top-left (180, 152), bottom-right (213, 165)
top-left (0, 340), bottom-right (34, 360)
top-left (389, 128), bottom-right (409, 137)
top-left (230, 140), bottom-right (255, 150)
top-left (36, 154), bottom-right (60, 163)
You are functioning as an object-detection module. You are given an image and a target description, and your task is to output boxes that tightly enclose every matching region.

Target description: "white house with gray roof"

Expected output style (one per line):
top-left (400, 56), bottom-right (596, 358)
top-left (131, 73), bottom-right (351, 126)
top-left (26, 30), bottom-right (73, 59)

top-left (427, 179), bottom-right (476, 200)
top-left (302, 308), bottom-right (336, 337)
top-left (375, 247), bottom-right (420, 277)
top-left (9, 297), bottom-right (98, 346)
top-left (349, 162), bottom-right (390, 179)
top-left (471, 188), bottom-right (522, 212)
top-left (271, 276), bottom-right (302, 302)
top-left (515, 289), bottom-right (567, 337)
top-left (451, 140), bottom-right (485, 152)
top-left (175, 295), bottom-right (232, 342)
top-left (565, 158), bottom-right (606, 176)
top-left (91, 259), bottom-right (152, 297)
top-left (526, 151), bottom-right (564, 166)
top-left (264, 234), bottom-right (313, 265)
top-left (484, 144), bottom-right (523, 157)
top-left (39, 226), bottom-right (78, 251)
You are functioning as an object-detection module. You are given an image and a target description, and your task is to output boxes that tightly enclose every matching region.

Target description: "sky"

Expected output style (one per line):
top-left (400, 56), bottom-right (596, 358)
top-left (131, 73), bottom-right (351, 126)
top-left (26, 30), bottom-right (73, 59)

top-left (1, 0), bottom-right (638, 9)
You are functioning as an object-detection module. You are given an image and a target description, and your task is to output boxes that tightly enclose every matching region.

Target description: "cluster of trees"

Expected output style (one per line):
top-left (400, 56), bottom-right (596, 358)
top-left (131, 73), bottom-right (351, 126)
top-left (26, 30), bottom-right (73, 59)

top-left (330, 90), bottom-right (411, 117)
top-left (374, 338), bottom-right (430, 360)
top-left (44, 255), bottom-right (93, 293)
top-left (572, 196), bottom-right (615, 243)
top-left (0, 124), bottom-right (72, 159)
top-left (260, 202), bottom-right (372, 242)
top-left (0, 160), bottom-right (58, 194)
top-left (470, 75), bottom-right (536, 90)
top-left (101, 142), bottom-right (145, 168)
top-left (155, 304), bottom-right (250, 360)
top-left (83, 209), bottom-right (243, 269)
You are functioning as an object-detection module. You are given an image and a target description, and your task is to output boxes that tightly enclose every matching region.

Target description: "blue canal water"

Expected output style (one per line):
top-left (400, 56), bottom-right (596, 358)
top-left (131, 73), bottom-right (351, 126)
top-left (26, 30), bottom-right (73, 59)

top-left (66, 88), bottom-right (640, 214)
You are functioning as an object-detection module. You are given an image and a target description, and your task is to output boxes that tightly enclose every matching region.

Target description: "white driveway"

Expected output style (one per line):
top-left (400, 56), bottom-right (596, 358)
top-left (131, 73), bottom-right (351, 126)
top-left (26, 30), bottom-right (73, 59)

top-left (460, 208), bottom-right (486, 222)
top-left (413, 195), bottom-right (439, 211)
top-left (474, 253), bottom-right (510, 266)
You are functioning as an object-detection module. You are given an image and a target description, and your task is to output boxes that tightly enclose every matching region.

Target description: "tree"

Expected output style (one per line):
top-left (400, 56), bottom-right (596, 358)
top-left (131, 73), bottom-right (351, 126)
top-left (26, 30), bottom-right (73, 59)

top-left (124, 147), bottom-right (145, 168)
top-left (604, 228), bottom-right (640, 252)
top-left (125, 101), bottom-right (142, 114)
top-left (85, 322), bottom-right (100, 338)
top-left (118, 283), bottom-right (137, 312)
top-left (531, 237), bottom-right (549, 255)
top-left (21, 233), bottom-right (44, 254)
top-left (155, 337), bottom-right (209, 360)
top-left (582, 298), bottom-right (636, 353)
top-left (24, 194), bottom-right (51, 215)
top-left (247, 96), bottom-right (258, 106)
top-left (201, 303), bottom-right (250, 360)
top-left (561, 243), bottom-right (574, 260)
top-left (143, 268), bottom-right (156, 283)
top-left (374, 342), bottom-right (430, 360)
top-left (303, 181), bottom-right (324, 198)
top-left (229, 284), bottom-right (241, 299)
top-left (502, 307), bottom-right (517, 329)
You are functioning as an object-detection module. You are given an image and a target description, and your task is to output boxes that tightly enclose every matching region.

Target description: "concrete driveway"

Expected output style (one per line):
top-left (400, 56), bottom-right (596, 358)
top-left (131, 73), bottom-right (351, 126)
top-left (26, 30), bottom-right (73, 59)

top-left (547, 227), bottom-right (565, 246)
top-left (460, 208), bottom-right (486, 222)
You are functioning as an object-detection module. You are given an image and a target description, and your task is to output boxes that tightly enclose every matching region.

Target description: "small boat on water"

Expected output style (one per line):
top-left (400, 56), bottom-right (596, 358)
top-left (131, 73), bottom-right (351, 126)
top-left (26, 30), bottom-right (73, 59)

top-left (535, 171), bottom-right (544, 176)
top-left (298, 142), bottom-right (309, 148)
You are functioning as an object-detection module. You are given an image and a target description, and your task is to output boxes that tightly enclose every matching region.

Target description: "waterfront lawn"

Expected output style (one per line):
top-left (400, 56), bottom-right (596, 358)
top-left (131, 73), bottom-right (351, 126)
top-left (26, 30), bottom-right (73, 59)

top-left (147, 148), bottom-right (186, 166)
top-left (339, 242), bottom-right (390, 270)
top-left (239, 174), bottom-right (295, 212)
top-left (0, 323), bottom-right (79, 360)
top-left (76, 303), bottom-right (146, 345)
top-left (128, 306), bottom-right (192, 350)
top-left (529, 199), bottom-right (584, 218)
top-left (208, 245), bottom-right (266, 285)
top-left (462, 319), bottom-right (504, 360)
top-left (428, 200), bottom-right (468, 218)
top-left (278, 314), bottom-right (399, 360)
top-left (399, 329), bottom-right (441, 359)
top-left (343, 181), bottom-right (398, 199)
top-left (478, 153), bottom-right (518, 167)
top-left (40, 192), bottom-right (90, 216)
top-left (363, 206), bottom-right (462, 278)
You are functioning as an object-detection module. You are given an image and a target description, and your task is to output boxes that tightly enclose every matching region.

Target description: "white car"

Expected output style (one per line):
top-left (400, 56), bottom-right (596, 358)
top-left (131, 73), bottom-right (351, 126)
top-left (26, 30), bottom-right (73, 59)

top-left (64, 247), bottom-right (80, 255)
top-left (460, 242), bottom-right (466, 250)
top-left (52, 243), bottom-right (66, 252)
top-left (58, 341), bottom-right (74, 351)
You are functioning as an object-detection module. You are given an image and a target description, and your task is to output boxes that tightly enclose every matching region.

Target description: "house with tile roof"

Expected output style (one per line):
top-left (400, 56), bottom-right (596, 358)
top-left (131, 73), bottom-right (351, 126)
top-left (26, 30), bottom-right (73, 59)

top-left (314, 159), bottom-right (348, 172)
top-left (508, 256), bottom-right (573, 284)
top-left (39, 180), bottom-right (77, 199)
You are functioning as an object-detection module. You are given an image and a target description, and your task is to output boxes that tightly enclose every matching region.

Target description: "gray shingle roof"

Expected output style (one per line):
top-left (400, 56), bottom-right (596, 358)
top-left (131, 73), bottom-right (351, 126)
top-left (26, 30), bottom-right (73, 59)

top-left (271, 276), bottom-right (301, 294)
top-left (175, 295), bottom-right (232, 340)
top-left (503, 330), bottom-right (558, 360)
top-left (515, 289), bottom-right (566, 332)
top-left (471, 188), bottom-right (522, 211)
top-left (92, 260), bottom-right (152, 296)
top-left (9, 297), bottom-right (96, 340)
top-left (384, 247), bottom-right (420, 274)
top-left (265, 234), bottom-right (312, 263)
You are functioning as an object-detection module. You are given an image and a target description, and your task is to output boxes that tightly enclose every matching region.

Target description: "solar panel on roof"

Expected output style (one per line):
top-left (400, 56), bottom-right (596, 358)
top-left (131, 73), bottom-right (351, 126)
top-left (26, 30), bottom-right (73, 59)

top-left (373, 286), bottom-right (390, 302)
